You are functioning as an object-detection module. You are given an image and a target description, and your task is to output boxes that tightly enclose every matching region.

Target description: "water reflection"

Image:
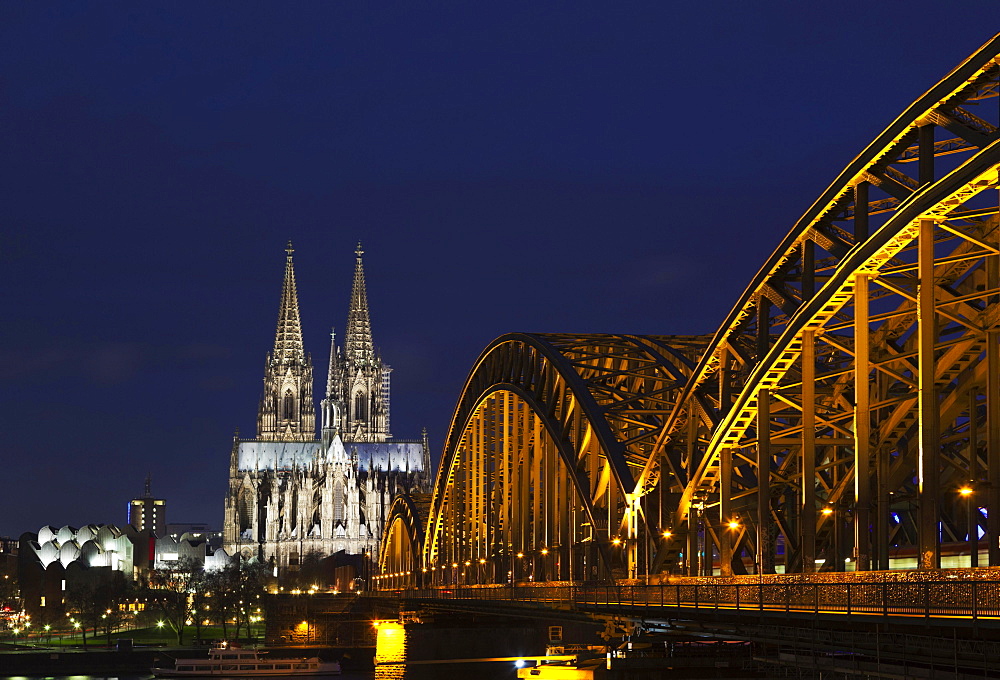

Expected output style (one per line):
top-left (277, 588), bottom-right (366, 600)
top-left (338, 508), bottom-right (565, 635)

top-left (374, 624), bottom-right (518, 680)
top-left (8, 675), bottom-right (366, 680)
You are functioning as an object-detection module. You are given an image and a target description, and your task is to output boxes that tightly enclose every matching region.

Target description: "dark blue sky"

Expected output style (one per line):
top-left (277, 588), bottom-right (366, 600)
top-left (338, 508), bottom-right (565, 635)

top-left (1, 3), bottom-right (997, 536)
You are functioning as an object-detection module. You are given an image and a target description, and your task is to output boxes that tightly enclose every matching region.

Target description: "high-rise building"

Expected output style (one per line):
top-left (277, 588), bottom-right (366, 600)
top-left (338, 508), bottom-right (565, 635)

top-left (128, 475), bottom-right (166, 537)
top-left (222, 243), bottom-right (430, 574)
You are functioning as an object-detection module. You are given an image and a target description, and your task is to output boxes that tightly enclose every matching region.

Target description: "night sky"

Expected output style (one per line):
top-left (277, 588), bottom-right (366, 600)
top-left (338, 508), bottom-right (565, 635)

top-left (2, 3), bottom-right (997, 537)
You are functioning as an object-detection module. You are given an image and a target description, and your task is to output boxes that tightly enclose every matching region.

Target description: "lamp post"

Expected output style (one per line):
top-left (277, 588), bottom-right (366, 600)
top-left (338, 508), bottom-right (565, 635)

top-left (691, 500), bottom-right (705, 576)
top-left (959, 485), bottom-right (976, 567)
top-left (819, 505), bottom-right (846, 571)
top-left (661, 529), bottom-right (673, 575)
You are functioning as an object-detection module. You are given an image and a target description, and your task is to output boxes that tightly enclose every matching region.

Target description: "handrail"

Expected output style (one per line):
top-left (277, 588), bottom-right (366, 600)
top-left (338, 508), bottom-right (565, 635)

top-left (371, 579), bottom-right (1000, 621)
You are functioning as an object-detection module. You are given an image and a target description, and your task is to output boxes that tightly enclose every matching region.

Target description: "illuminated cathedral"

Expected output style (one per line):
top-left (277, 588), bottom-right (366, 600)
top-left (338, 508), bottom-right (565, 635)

top-left (222, 243), bottom-right (430, 573)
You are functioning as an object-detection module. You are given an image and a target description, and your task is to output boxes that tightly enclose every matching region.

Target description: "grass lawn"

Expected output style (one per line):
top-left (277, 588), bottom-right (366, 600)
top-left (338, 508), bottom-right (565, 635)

top-left (11, 624), bottom-right (265, 648)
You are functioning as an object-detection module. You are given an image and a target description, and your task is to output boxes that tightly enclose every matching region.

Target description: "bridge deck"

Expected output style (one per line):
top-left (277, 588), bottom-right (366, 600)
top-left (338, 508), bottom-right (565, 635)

top-left (376, 579), bottom-right (1000, 627)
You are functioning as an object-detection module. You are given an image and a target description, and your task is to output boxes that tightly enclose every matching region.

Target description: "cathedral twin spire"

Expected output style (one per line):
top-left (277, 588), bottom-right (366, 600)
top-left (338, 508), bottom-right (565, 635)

top-left (272, 242), bottom-right (306, 363)
top-left (258, 242), bottom-right (314, 441)
top-left (259, 241), bottom-right (387, 443)
top-left (345, 242), bottom-right (375, 365)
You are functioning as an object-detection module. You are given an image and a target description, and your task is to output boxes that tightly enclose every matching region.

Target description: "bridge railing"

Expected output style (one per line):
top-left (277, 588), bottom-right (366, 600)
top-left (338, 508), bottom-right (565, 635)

top-left (386, 580), bottom-right (1000, 620)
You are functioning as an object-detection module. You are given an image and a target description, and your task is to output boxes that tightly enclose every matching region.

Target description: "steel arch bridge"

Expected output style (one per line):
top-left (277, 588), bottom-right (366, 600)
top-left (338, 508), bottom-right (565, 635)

top-left (378, 34), bottom-right (1000, 586)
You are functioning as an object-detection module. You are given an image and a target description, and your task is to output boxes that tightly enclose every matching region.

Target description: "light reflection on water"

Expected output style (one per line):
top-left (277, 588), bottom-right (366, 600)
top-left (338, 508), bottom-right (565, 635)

top-left (5, 676), bottom-right (370, 680)
top-left (7, 627), bottom-right (528, 680)
top-left (374, 624), bottom-right (520, 680)
top-left (375, 663), bottom-right (517, 680)
top-left (6, 665), bottom-right (514, 680)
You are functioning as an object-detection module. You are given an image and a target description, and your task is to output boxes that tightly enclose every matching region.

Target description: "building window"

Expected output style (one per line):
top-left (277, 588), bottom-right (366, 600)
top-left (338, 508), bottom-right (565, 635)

top-left (334, 482), bottom-right (344, 524)
top-left (354, 392), bottom-right (367, 421)
top-left (284, 391), bottom-right (295, 420)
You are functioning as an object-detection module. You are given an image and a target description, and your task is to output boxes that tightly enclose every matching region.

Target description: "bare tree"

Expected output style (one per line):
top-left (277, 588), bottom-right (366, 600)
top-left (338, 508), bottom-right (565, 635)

top-left (144, 558), bottom-right (202, 645)
top-left (188, 568), bottom-right (212, 643)
top-left (213, 556), bottom-right (267, 641)
top-left (66, 571), bottom-right (130, 648)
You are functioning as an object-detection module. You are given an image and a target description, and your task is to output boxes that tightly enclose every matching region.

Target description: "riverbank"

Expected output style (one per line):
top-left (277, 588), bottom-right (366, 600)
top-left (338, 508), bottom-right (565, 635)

top-left (0, 645), bottom-right (375, 675)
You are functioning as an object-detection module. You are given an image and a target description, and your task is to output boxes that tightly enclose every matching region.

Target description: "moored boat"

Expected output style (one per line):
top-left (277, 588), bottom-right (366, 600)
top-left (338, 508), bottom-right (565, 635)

top-left (152, 642), bottom-right (341, 677)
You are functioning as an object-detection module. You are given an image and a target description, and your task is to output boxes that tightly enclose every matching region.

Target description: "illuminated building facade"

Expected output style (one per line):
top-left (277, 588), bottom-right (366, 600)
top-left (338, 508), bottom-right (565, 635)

top-left (222, 244), bottom-right (430, 574)
top-left (128, 475), bottom-right (166, 537)
top-left (17, 523), bottom-right (231, 619)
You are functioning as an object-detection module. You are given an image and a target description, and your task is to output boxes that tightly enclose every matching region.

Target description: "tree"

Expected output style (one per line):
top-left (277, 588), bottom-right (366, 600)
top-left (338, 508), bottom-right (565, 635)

top-left (214, 556), bottom-right (268, 641)
top-left (234, 558), bottom-right (268, 640)
top-left (188, 568), bottom-right (213, 643)
top-left (65, 571), bottom-right (130, 648)
top-left (144, 558), bottom-right (201, 645)
top-left (203, 568), bottom-right (231, 639)
top-left (98, 578), bottom-right (135, 645)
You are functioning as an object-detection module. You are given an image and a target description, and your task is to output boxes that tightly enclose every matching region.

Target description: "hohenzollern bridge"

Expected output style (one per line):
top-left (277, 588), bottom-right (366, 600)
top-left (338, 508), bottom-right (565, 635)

top-left (371, 34), bottom-right (1000, 667)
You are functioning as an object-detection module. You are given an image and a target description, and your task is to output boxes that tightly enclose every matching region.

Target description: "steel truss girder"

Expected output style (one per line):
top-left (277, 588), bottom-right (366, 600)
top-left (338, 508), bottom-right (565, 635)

top-left (376, 493), bottom-right (429, 589)
top-left (399, 36), bottom-right (1000, 586)
top-left (644, 34), bottom-right (1000, 577)
top-left (422, 334), bottom-right (706, 583)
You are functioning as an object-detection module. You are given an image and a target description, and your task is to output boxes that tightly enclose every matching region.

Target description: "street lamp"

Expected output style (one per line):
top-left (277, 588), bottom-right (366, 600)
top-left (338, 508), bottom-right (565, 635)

top-left (959, 484), bottom-right (977, 567)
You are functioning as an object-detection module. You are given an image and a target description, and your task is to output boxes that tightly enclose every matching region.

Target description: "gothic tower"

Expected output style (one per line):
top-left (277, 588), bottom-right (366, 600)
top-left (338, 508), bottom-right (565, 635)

top-left (224, 241), bottom-right (429, 570)
top-left (257, 242), bottom-right (315, 441)
top-left (323, 243), bottom-right (390, 443)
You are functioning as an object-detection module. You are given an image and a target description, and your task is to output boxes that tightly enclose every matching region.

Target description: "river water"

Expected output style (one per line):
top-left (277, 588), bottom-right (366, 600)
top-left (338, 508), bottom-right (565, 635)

top-left (3, 670), bottom-right (521, 680)
top-left (2, 621), bottom-right (535, 680)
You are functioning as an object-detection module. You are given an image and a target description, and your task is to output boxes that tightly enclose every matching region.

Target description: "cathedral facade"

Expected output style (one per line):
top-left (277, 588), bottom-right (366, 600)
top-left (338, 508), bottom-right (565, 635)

top-left (222, 244), bottom-right (431, 573)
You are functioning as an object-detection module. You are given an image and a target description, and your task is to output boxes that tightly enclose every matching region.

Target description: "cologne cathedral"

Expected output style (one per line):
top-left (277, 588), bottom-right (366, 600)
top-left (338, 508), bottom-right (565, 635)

top-left (222, 243), bottom-right (431, 573)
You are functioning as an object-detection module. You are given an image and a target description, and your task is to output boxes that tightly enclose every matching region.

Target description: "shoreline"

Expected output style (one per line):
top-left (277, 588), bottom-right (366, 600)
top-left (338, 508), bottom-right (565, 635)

top-left (0, 645), bottom-right (376, 675)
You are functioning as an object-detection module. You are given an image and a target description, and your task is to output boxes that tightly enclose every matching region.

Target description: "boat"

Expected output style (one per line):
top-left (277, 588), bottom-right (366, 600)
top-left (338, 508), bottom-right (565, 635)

top-left (152, 642), bottom-right (341, 677)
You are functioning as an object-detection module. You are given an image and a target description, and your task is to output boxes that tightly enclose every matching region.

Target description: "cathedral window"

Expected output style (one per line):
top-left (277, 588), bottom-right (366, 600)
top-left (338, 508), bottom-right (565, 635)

top-left (334, 482), bottom-right (344, 524)
top-left (283, 390), bottom-right (295, 420)
top-left (238, 492), bottom-right (252, 533)
top-left (354, 392), bottom-right (367, 421)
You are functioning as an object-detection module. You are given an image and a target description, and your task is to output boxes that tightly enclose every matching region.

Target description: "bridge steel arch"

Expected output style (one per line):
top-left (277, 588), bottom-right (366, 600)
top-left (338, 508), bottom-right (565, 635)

top-left (421, 334), bottom-right (707, 584)
top-left (375, 493), bottom-right (431, 590)
top-left (380, 35), bottom-right (1000, 586)
top-left (642, 33), bottom-right (1000, 577)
